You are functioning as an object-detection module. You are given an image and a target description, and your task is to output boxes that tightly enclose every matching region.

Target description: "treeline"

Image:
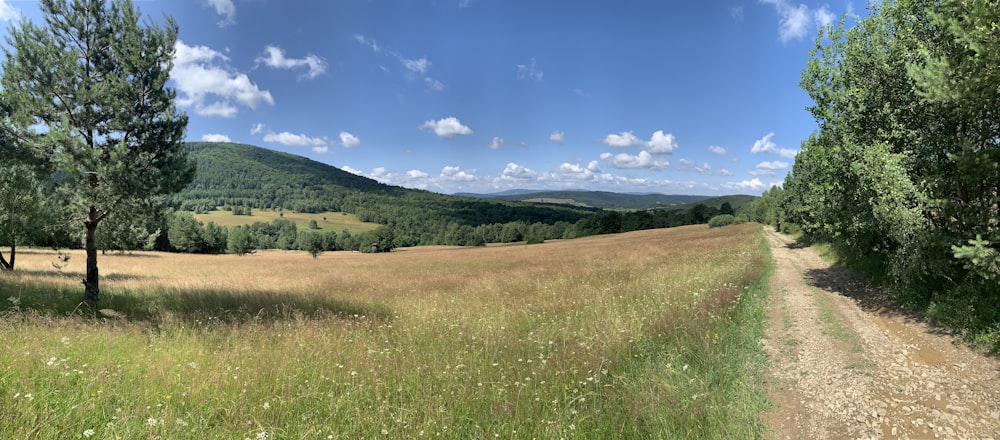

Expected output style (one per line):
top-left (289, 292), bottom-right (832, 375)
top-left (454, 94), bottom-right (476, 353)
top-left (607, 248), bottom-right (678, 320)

top-left (741, 0), bottom-right (999, 351)
top-left (121, 202), bottom-right (733, 255)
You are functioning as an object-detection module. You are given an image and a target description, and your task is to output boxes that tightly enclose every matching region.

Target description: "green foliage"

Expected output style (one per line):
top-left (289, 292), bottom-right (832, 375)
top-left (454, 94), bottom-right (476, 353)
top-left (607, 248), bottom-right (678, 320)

top-left (226, 225), bottom-right (255, 256)
top-left (1, 0), bottom-right (193, 304)
top-left (773, 0), bottom-right (1000, 350)
top-left (707, 214), bottom-right (735, 228)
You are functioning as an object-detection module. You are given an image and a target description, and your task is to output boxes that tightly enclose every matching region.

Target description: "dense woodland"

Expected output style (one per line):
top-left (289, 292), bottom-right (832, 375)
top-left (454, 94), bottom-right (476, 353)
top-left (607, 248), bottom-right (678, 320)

top-left (740, 0), bottom-right (999, 350)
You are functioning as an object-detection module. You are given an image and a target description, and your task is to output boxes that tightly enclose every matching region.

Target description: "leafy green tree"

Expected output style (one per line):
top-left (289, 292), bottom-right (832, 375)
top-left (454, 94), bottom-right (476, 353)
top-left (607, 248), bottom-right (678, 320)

top-left (1, 0), bottom-right (194, 305)
top-left (227, 225), bottom-right (255, 256)
top-left (296, 231), bottom-right (325, 258)
top-left (0, 163), bottom-right (49, 270)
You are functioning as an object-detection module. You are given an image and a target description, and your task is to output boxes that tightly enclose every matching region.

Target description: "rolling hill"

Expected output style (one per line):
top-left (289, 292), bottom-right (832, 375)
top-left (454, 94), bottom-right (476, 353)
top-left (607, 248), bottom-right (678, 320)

top-left (456, 190), bottom-right (756, 211)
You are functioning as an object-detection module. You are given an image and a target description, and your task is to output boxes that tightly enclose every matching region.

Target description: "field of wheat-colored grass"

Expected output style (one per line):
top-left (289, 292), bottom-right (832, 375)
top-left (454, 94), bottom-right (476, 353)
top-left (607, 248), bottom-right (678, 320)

top-left (0, 224), bottom-right (771, 439)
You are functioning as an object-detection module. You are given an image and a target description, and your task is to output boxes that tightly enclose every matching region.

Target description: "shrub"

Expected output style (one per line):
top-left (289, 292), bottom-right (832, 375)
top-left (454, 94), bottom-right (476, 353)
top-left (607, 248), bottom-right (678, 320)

top-left (708, 214), bottom-right (735, 228)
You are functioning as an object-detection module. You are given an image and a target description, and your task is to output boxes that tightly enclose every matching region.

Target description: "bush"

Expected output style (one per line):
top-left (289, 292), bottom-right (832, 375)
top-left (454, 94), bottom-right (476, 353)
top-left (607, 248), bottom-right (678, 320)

top-left (707, 214), bottom-right (735, 228)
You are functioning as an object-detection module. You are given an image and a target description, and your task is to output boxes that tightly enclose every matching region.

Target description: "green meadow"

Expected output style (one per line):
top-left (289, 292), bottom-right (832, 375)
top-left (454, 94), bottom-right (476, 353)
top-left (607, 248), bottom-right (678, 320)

top-left (0, 224), bottom-right (771, 439)
top-left (193, 209), bottom-right (380, 234)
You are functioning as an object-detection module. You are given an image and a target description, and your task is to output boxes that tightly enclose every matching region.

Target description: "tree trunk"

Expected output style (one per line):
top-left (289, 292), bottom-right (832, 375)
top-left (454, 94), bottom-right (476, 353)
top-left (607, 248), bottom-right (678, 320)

top-left (0, 238), bottom-right (12, 271)
top-left (83, 207), bottom-right (100, 307)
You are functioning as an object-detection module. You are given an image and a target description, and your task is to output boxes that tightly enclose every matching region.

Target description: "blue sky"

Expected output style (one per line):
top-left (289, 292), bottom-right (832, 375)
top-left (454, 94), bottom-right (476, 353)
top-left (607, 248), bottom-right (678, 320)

top-left (0, 0), bottom-right (857, 195)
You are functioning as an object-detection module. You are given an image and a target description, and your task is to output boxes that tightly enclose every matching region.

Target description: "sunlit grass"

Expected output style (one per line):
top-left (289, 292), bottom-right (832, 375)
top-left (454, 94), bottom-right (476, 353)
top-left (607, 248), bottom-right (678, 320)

top-left (193, 208), bottom-right (380, 233)
top-left (0, 224), bottom-right (770, 438)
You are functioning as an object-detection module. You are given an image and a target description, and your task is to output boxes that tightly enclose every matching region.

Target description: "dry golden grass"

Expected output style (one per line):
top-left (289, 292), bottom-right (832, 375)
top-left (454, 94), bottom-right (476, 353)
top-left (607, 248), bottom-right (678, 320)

top-left (0, 224), bottom-right (770, 438)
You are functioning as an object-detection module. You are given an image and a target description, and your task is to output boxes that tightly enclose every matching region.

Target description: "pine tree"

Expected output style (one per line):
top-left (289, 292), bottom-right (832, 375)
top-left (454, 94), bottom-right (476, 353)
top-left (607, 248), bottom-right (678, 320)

top-left (1, 0), bottom-right (194, 306)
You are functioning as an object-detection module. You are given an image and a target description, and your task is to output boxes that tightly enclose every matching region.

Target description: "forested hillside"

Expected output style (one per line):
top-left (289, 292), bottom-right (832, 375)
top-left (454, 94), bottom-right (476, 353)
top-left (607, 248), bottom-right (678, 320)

top-left (739, 0), bottom-right (999, 351)
top-left (179, 142), bottom-right (595, 246)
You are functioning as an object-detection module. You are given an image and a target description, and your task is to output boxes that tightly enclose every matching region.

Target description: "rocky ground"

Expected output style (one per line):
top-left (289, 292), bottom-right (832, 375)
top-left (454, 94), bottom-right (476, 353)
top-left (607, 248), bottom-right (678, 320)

top-left (762, 228), bottom-right (1000, 440)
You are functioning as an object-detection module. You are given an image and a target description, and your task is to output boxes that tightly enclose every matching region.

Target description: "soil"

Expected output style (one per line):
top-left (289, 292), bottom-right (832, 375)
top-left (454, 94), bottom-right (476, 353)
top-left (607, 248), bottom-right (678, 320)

top-left (761, 228), bottom-right (1000, 440)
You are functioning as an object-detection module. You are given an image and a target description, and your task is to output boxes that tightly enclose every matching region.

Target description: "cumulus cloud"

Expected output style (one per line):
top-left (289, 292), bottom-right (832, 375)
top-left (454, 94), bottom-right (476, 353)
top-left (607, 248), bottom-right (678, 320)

top-left (678, 158), bottom-right (695, 169)
top-left (339, 131), bottom-right (361, 148)
top-left (201, 133), bottom-right (231, 142)
top-left (708, 145), bottom-right (728, 155)
top-left (549, 131), bottom-right (565, 144)
top-left (250, 123), bottom-right (265, 135)
top-left (647, 130), bottom-right (678, 154)
top-left (489, 137), bottom-right (506, 150)
top-left (171, 40), bottom-right (274, 118)
top-left (500, 162), bottom-right (538, 181)
top-left (420, 117), bottom-right (473, 139)
top-left (603, 131), bottom-right (644, 148)
top-left (751, 132), bottom-right (798, 158)
top-left (516, 58), bottom-right (544, 81)
top-left (760, 0), bottom-right (836, 43)
top-left (441, 166), bottom-right (477, 182)
top-left (600, 151), bottom-right (669, 169)
top-left (603, 130), bottom-right (678, 153)
top-left (255, 45), bottom-right (326, 79)
top-left (203, 0), bottom-right (235, 27)
top-left (263, 131), bottom-right (328, 153)
top-left (556, 161), bottom-right (601, 180)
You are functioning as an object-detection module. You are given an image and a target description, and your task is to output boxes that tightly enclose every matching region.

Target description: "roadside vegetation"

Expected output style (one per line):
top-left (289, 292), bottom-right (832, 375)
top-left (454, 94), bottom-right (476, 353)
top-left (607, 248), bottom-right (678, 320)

top-left (739, 0), bottom-right (1000, 353)
top-left (0, 225), bottom-right (772, 438)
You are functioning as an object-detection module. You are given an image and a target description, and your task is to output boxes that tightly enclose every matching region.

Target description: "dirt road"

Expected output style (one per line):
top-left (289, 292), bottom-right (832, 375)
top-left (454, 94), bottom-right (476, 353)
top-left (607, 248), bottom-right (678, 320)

top-left (762, 228), bottom-right (1000, 440)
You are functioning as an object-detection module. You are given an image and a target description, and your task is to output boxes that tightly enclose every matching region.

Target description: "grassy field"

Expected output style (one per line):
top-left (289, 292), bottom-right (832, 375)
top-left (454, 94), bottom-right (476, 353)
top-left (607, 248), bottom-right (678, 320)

top-left (0, 224), bottom-right (771, 439)
top-left (193, 209), bottom-right (380, 233)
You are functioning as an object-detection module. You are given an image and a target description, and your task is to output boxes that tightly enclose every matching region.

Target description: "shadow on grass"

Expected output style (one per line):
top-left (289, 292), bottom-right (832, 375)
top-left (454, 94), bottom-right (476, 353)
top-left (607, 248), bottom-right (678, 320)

top-left (0, 277), bottom-right (393, 326)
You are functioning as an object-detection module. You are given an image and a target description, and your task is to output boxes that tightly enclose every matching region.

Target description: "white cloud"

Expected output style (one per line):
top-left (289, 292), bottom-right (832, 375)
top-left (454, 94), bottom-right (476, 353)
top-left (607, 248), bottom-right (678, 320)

top-left (341, 165), bottom-right (365, 176)
top-left (201, 133), bottom-right (231, 142)
top-left (420, 117), bottom-right (473, 139)
top-left (556, 161), bottom-right (601, 180)
top-left (339, 131), bottom-right (361, 148)
top-left (572, 88), bottom-right (590, 97)
top-left (489, 137), bottom-right (506, 150)
top-left (750, 132), bottom-right (798, 158)
top-left (424, 77), bottom-right (444, 92)
top-left (171, 40), bottom-right (274, 118)
top-left (500, 162), bottom-right (538, 181)
top-left (403, 57), bottom-right (430, 74)
top-left (354, 35), bottom-right (445, 92)
top-left (719, 168), bottom-right (734, 176)
top-left (731, 6), bottom-right (745, 21)
top-left (406, 169), bottom-right (429, 179)
top-left (814, 6), bottom-right (836, 28)
top-left (708, 145), bottom-right (728, 155)
top-left (760, 0), bottom-right (835, 43)
top-left (255, 45), bottom-right (326, 79)
top-left (603, 130), bottom-right (678, 153)
top-left (0, 1), bottom-right (18, 21)
top-left (250, 123), bottom-right (265, 135)
top-left (600, 151), bottom-right (669, 169)
top-left (603, 131), bottom-right (643, 148)
top-left (647, 130), bottom-right (678, 154)
top-left (263, 131), bottom-right (328, 153)
top-left (678, 158), bottom-right (695, 169)
top-left (723, 178), bottom-right (767, 192)
top-left (516, 58), bottom-right (544, 81)
top-left (749, 160), bottom-right (790, 176)
top-left (549, 131), bottom-right (565, 144)
top-left (694, 162), bottom-right (711, 174)
top-left (203, 0), bottom-right (235, 27)
top-left (441, 166), bottom-right (477, 182)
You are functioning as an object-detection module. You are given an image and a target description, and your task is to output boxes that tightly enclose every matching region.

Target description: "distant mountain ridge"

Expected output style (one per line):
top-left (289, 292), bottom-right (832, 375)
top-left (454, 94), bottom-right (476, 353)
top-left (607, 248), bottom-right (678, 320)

top-left (455, 190), bottom-right (755, 210)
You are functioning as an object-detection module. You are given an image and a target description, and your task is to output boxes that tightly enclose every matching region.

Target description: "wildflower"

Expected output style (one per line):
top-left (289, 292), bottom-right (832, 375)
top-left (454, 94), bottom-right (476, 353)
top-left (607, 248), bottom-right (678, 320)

top-left (146, 418), bottom-right (157, 427)
top-left (262, 402), bottom-right (270, 410)
top-left (83, 429), bottom-right (95, 438)
top-left (256, 431), bottom-right (268, 440)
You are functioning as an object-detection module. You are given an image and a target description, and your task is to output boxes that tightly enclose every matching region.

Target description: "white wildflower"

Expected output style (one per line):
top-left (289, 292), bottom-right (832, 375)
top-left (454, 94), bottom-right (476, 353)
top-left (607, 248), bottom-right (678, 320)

top-left (82, 429), bottom-right (95, 438)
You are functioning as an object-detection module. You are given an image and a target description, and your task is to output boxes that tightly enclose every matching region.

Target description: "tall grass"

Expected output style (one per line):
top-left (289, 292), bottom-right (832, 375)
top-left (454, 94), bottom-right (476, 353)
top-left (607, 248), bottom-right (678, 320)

top-left (0, 224), bottom-right (770, 438)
